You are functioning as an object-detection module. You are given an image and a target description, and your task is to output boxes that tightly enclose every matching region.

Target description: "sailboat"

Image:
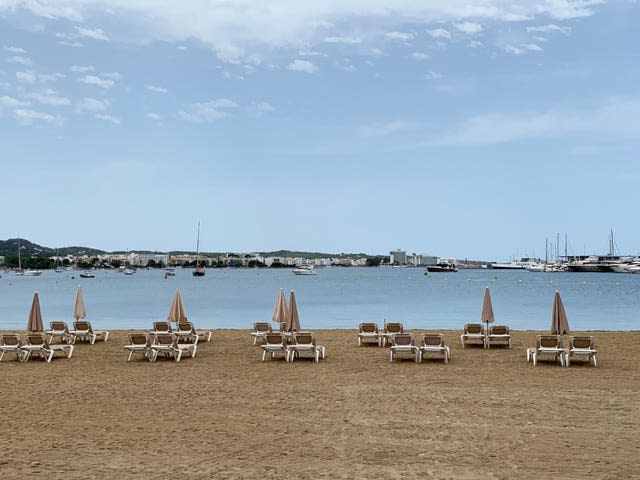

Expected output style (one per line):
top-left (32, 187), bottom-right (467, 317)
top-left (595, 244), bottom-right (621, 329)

top-left (192, 221), bottom-right (205, 277)
top-left (54, 249), bottom-right (64, 273)
top-left (15, 238), bottom-right (42, 276)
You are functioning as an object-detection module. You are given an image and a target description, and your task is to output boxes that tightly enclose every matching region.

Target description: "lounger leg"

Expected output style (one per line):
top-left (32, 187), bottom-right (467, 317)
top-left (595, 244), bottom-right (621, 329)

top-left (460, 335), bottom-right (465, 348)
top-left (532, 353), bottom-right (537, 366)
top-left (565, 355), bottom-right (570, 367)
top-left (389, 351), bottom-right (393, 363)
top-left (261, 350), bottom-right (266, 361)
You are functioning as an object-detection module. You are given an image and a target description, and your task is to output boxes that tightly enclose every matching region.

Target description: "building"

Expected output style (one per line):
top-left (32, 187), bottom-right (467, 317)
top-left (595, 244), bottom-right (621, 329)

top-left (390, 249), bottom-right (407, 265)
top-left (415, 254), bottom-right (438, 266)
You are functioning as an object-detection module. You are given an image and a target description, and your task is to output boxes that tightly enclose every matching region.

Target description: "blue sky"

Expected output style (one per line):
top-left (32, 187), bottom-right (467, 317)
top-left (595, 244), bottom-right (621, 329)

top-left (1, 1), bottom-right (639, 260)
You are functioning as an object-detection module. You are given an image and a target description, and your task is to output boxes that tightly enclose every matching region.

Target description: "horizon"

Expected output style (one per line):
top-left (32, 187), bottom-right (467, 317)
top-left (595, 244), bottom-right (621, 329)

top-left (1, 1), bottom-right (639, 262)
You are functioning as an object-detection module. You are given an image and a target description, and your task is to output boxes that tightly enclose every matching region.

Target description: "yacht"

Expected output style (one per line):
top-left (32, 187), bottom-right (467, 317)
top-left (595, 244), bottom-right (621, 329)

top-left (79, 270), bottom-right (95, 278)
top-left (425, 262), bottom-right (457, 273)
top-left (24, 270), bottom-right (42, 276)
top-left (490, 257), bottom-right (540, 270)
top-left (293, 266), bottom-right (317, 275)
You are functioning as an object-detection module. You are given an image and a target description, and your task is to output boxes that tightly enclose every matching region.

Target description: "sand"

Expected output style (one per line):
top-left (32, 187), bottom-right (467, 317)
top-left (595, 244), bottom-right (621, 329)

top-left (1, 329), bottom-right (639, 479)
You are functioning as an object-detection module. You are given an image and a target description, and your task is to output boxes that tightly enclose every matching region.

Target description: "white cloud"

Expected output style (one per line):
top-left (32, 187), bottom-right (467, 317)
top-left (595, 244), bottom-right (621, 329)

top-left (59, 41), bottom-right (83, 47)
top-left (411, 52), bottom-right (429, 61)
top-left (14, 108), bottom-right (57, 125)
top-left (455, 22), bottom-right (483, 35)
top-left (76, 97), bottom-right (110, 112)
top-left (424, 71), bottom-right (444, 80)
top-left (146, 112), bottom-right (162, 120)
top-left (427, 28), bottom-right (451, 39)
top-left (70, 65), bottom-right (94, 73)
top-left (95, 113), bottom-right (120, 124)
top-left (505, 43), bottom-right (543, 54)
top-left (431, 98), bottom-right (640, 146)
top-left (7, 55), bottom-right (32, 66)
top-left (287, 59), bottom-right (318, 73)
top-left (102, 72), bottom-right (122, 80)
top-left (527, 24), bottom-right (571, 35)
top-left (384, 31), bottom-right (414, 41)
top-left (248, 101), bottom-right (275, 118)
top-left (468, 40), bottom-right (483, 48)
top-left (525, 43), bottom-right (543, 52)
top-left (75, 26), bottom-right (109, 41)
top-left (16, 70), bottom-right (64, 83)
top-left (147, 85), bottom-right (167, 93)
top-left (4, 45), bottom-right (26, 53)
top-left (359, 121), bottom-right (412, 137)
top-left (179, 98), bottom-right (238, 123)
top-left (323, 36), bottom-right (362, 45)
top-left (0, 95), bottom-right (29, 108)
top-left (24, 89), bottom-right (71, 106)
top-left (177, 46), bottom-right (188, 51)
top-left (79, 74), bottom-right (116, 88)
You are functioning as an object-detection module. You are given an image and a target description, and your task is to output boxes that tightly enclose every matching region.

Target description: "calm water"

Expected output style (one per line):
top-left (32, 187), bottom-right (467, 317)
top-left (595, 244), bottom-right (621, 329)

top-left (1, 267), bottom-right (639, 331)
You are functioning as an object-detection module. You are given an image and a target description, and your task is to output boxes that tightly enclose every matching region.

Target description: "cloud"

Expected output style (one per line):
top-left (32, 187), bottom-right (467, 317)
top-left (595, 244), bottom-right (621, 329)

top-left (70, 65), bottom-right (94, 73)
top-left (146, 112), bottom-right (162, 120)
top-left (59, 41), bottom-right (83, 47)
top-left (384, 31), bottom-right (414, 41)
top-left (430, 98), bottom-right (640, 146)
top-left (323, 36), bottom-right (362, 45)
top-left (4, 45), bottom-right (26, 53)
top-left (468, 40), bottom-right (483, 48)
top-left (427, 28), bottom-right (451, 39)
top-left (526, 24), bottom-right (571, 35)
top-left (410, 52), bottom-right (429, 61)
top-left (0, 95), bottom-right (29, 108)
top-left (287, 59), bottom-right (318, 73)
top-left (504, 43), bottom-right (543, 55)
top-left (16, 70), bottom-right (65, 83)
top-left (359, 121), bottom-right (412, 137)
top-left (75, 26), bottom-right (109, 41)
top-left (76, 97), bottom-right (110, 112)
top-left (95, 113), bottom-right (120, 124)
top-left (14, 108), bottom-right (58, 125)
top-left (455, 22), bottom-right (483, 35)
top-left (147, 85), bottom-right (167, 93)
top-left (179, 98), bottom-right (238, 123)
top-left (24, 89), bottom-right (71, 106)
top-left (79, 74), bottom-right (117, 88)
top-left (7, 55), bottom-right (32, 66)
top-left (424, 71), bottom-right (444, 80)
top-left (248, 101), bottom-right (275, 118)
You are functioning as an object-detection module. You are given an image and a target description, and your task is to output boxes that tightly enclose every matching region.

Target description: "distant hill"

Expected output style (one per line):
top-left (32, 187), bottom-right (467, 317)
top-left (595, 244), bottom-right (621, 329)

top-left (0, 238), bottom-right (106, 257)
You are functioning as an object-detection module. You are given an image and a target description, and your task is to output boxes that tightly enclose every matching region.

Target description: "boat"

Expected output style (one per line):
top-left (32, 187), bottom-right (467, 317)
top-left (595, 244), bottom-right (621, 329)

top-left (53, 250), bottom-right (64, 273)
top-left (610, 263), bottom-right (640, 274)
top-left (24, 270), bottom-right (42, 276)
top-left (123, 268), bottom-right (136, 275)
top-left (79, 270), bottom-right (95, 278)
top-left (293, 266), bottom-right (317, 275)
top-left (425, 262), bottom-right (457, 273)
top-left (193, 221), bottom-right (205, 277)
top-left (490, 257), bottom-right (540, 270)
top-left (164, 267), bottom-right (176, 276)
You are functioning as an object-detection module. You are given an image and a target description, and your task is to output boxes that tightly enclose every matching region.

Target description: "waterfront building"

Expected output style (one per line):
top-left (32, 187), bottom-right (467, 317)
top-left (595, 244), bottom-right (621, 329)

top-left (390, 249), bottom-right (407, 265)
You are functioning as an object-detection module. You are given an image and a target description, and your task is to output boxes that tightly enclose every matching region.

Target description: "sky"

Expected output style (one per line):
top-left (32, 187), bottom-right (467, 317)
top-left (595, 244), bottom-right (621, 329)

top-left (1, 0), bottom-right (639, 261)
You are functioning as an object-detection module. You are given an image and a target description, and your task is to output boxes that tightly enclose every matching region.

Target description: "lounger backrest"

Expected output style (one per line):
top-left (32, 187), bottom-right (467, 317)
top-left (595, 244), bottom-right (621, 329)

top-left (421, 334), bottom-right (444, 347)
top-left (538, 335), bottom-right (561, 348)
top-left (491, 326), bottom-right (509, 335)
top-left (393, 333), bottom-right (414, 346)
top-left (129, 334), bottom-right (149, 346)
top-left (74, 321), bottom-right (91, 332)
top-left (50, 321), bottom-right (68, 332)
top-left (465, 324), bottom-right (483, 334)
top-left (0, 334), bottom-right (20, 347)
top-left (177, 321), bottom-right (194, 332)
top-left (571, 336), bottom-right (594, 349)
top-left (153, 322), bottom-right (172, 333)
top-left (385, 323), bottom-right (404, 334)
top-left (253, 322), bottom-right (272, 333)
top-left (293, 332), bottom-right (314, 345)
top-left (154, 333), bottom-right (176, 346)
top-left (264, 333), bottom-right (284, 345)
top-left (359, 323), bottom-right (378, 333)
top-left (26, 333), bottom-right (46, 346)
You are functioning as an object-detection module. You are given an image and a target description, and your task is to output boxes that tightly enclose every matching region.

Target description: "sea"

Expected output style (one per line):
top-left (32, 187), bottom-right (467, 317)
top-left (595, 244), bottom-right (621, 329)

top-left (1, 267), bottom-right (639, 331)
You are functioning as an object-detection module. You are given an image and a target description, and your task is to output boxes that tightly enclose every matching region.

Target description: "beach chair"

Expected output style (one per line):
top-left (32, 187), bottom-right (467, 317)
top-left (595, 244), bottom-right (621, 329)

top-left (0, 334), bottom-right (23, 362)
top-left (251, 322), bottom-right (272, 346)
top-left (149, 333), bottom-right (184, 362)
top-left (176, 321), bottom-right (212, 343)
top-left (487, 325), bottom-right (512, 349)
top-left (20, 333), bottom-right (73, 363)
top-left (381, 322), bottom-right (404, 347)
top-left (72, 321), bottom-right (109, 344)
top-left (260, 333), bottom-right (287, 362)
top-left (389, 333), bottom-right (419, 363)
top-left (460, 323), bottom-right (485, 348)
top-left (418, 333), bottom-right (450, 364)
top-left (153, 321), bottom-right (173, 334)
top-left (45, 321), bottom-right (75, 344)
top-left (288, 331), bottom-right (326, 363)
top-left (175, 321), bottom-right (199, 345)
top-left (531, 335), bottom-right (566, 366)
top-left (566, 335), bottom-right (597, 367)
top-left (358, 322), bottom-right (381, 347)
top-left (124, 333), bottom-right (151, 362)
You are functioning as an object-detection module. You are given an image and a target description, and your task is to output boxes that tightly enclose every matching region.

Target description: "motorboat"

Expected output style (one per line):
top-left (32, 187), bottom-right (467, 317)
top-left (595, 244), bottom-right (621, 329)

top-left (123, 268), bottom-right (136, 275)
top-left (293, 266), bottom-right (317, 275)
top-left (490, 257), bottom-right (540, 270)
top-left (610, 263), bottom-right (640, 274)
top-left (24, 270), bottom-right (42, 276)
top-left (425, 262), bottom-right (457, 273)
top-left (79, 270), bottom-right (95, 278)
top-left (164, 268), bottom-right (176, 276)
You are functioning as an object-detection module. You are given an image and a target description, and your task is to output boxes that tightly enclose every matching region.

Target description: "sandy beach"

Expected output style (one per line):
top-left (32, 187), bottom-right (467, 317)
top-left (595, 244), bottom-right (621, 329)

top-left (1, 329), bottom-right (639, 479)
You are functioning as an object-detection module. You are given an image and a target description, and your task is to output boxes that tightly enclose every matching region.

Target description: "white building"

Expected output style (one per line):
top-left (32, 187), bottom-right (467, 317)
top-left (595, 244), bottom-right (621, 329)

top-left (390, 249), bottom-right (407, 265)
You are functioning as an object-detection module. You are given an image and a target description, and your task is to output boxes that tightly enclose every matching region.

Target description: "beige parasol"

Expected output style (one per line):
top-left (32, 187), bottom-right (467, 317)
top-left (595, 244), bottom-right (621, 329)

top-left (167, 289), bottom-right (188, 323)
top-left (551, 291), bottom-right (570, 335)
top-left (480, 287), bottom-right (495, 337)
top-left (285, 290), bottom-right (301, 332)
top-left (272, 288), bottom-right (289, 331)
top-left (74, 285), bottom-right (86, 320)
top-left (27, 291), bottom-right (44, 332)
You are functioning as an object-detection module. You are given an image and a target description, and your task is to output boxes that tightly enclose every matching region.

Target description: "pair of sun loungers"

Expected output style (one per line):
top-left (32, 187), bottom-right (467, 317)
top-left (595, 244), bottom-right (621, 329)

top-left (357, 322), bottom-right (404, 347)
top-left (259, 331), bottom-right (326, 363)
top-left (153, 321), bottom-right (212, 343)
top-left (527, 335), bottom-right (597, 367)
top-left (124, 331), bottom-right (197, 362)
top-left (44, 320), bottom-right (109, 345)
top-left (0, 333), bottom-right (74, 363)
top-left (389, 333), bottom-right (451, 364)
top-left (460, 324), bottom-right (512, 349)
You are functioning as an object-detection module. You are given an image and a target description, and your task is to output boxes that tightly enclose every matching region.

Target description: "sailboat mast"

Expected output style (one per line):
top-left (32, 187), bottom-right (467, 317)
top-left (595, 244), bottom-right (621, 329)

top-left (17, 238), bottom-right (21, 270)
top-left (196, 221), bottom-right (200, 267)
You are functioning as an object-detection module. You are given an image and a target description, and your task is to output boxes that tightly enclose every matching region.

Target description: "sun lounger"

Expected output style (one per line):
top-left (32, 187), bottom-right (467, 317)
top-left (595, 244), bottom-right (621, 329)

top-left (288, 331), bottom-right (326, 363)
top-left (175, 321), bottom-right (199, 344)
top-left (0, 334), bottom-right (23, 362)
top-left (20, 333), bottom-right (73, 363)
top-left (531, 335), bottom-right (566, 366)
top-left (358, 322), bottom-right (382, 347)
top-left (381, 322), bottom-right (404, 347)
top-left (461, 323), bottom-right (485, 348)
top-left (566, 335), bottom-right (597, 367)
top-left (149, 333), bottom-right (189, 362)
top-left (487, 325), bottom-right (512, 349)
top-left (153, 321), bottom-right (173, 334)
top-left (389, 333), bottom-right (419, 363)
top-left (45, 321), bottom-right (75, 344)
top-left (260, 333), bottom-right (287, 362)
top-left (72, 321), bottom-right (109, 344)
top-left (418, 333), bottom-right (450, 364)
top-left (251, 322), bottom-right (272, 346)
top-left (124, 333), bottom-right (151, 361)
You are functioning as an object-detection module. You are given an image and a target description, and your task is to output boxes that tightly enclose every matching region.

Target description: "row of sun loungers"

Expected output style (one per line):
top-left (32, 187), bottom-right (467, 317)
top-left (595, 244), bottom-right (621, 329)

top-left (251, 325), bottom-right (326, 363)
top-left (0, 333), bottom-right (74, 363)
top-left (45, 320), bottom-right (109, 345)
top-left (527, 334), bottom-right (597, 367)
top-left (124, 321), bottom-right (210, 361)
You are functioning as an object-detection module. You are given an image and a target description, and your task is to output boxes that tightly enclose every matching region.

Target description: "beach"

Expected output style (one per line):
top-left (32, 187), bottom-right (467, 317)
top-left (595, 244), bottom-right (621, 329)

top-left (1, 329), bottom-right (638, 479)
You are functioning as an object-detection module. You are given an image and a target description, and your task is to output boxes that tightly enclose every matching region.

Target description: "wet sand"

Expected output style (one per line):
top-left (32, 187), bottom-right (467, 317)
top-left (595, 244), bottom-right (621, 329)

top-left (1, 329), bottom-right (638, 479)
